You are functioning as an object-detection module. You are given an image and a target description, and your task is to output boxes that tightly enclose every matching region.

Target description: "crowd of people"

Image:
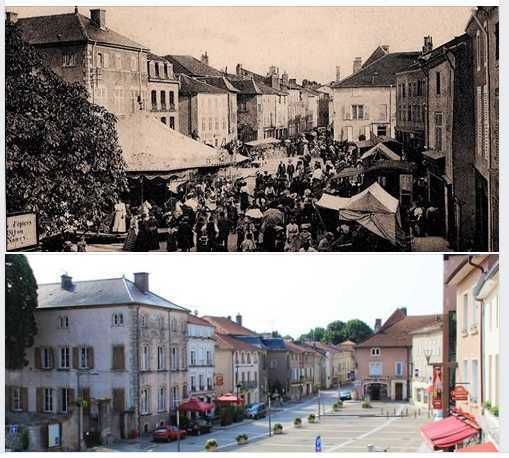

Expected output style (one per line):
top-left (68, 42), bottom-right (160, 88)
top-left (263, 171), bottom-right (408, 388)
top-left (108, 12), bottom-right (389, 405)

top-left (119, 133), bottom-right (405, 252)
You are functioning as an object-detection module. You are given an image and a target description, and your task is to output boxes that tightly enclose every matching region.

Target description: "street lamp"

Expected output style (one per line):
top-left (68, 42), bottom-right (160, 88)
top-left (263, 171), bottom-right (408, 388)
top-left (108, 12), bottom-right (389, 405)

top-left (76, 369), bottom-right (99, 451)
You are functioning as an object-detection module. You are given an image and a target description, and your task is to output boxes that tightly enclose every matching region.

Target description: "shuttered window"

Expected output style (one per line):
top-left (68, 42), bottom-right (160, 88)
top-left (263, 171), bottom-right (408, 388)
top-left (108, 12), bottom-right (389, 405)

top-left (112, 345), bottom-right (125, 370)
top-left (113, 388), bottom-right (125, 413)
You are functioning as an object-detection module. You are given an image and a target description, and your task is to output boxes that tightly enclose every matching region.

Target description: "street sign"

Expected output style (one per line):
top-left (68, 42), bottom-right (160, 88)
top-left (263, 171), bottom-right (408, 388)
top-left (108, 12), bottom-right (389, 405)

top-left (6, 212), bottom-right (38, 251)
top-left (451, 385), bottom-right (469, 401)
top-left (315, 436), bottom-right (322, 452)
top-left (215, 374), bottom-right (224, 386)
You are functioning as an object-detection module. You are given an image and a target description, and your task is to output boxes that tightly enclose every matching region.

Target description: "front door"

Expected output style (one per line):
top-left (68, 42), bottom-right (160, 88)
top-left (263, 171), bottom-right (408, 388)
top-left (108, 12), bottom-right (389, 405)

top-left (395, 383), bottom-right (403, 401)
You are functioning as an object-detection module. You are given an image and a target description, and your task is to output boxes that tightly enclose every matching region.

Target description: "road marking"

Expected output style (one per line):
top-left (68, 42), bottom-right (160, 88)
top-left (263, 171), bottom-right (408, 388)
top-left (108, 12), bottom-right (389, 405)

top-left (325, 407), bottom-right (404, 453)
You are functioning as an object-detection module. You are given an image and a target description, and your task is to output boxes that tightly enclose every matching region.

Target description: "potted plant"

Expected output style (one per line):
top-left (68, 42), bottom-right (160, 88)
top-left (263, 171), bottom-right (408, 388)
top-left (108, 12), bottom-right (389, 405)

top-left (333, 400), bottom-right (343, 411)
top-left (294, 417), bottom-right (303, 428)
top-left (361, 400), bottom-right (372, 409)
top-left (491, 406), bottom-right (499, 417)
top-left (236, 434), bottom-right (248, 445)
top-left (204, 439), bottom-right (218, 452)
top-left (308, 413), bottom-right (317, 423)
top-left (273, 423), bottom-right (283, 434)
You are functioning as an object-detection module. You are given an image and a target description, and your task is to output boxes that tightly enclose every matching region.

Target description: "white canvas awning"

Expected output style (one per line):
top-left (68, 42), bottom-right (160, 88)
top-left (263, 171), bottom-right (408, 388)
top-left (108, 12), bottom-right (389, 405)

top-left (317, 182), bottom-right (401, 244)
top-left (245, 138), bottom-right (280, 147)
top-left (361, 143), bottom-right (401, 161)
top-left (117, 114), bottom-right (248, 176)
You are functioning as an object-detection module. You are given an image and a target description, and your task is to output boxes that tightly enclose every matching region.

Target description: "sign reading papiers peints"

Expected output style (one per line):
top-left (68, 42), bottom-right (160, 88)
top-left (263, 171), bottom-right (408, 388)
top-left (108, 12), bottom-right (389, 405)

top-left (6, 212), bottom-right (38, 251)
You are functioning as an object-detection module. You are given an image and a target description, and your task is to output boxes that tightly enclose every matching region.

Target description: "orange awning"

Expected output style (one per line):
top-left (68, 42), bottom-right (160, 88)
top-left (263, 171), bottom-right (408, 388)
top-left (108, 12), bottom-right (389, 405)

top-left (457, 442), bottom-right (498, 452)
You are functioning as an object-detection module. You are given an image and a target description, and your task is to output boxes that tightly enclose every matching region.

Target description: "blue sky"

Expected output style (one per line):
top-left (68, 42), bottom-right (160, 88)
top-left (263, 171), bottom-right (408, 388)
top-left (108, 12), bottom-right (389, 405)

top-left (25, 254), bottom-right (443, 338)
top-left (12, 5), bottom-right (472, 83)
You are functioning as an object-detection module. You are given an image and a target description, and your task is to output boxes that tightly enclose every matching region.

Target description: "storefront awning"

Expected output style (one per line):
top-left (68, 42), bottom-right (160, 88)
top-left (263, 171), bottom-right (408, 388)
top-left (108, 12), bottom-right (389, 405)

top-left (457, 442), bottom-right (498, 452)
top-left (421, 416), bottom-right (479, 450)
top-left (178, 398), bottom-right (214, 413)
top-left (215, 393), bottom-right (244, 405)
top-left (245, 137), bottom-right (280, 147)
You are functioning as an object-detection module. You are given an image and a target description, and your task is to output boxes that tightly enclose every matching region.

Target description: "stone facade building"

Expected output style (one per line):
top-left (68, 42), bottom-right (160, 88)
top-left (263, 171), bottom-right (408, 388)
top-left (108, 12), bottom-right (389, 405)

top-left (5, 272), bottom-right (190, 449)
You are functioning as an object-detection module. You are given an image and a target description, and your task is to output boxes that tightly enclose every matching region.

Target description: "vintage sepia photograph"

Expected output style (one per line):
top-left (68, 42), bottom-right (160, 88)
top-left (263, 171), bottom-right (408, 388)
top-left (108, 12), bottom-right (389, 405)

top-left (4, 253), bottom-right (500, 452)
top-left (4, 5), bottom-right (499, 253)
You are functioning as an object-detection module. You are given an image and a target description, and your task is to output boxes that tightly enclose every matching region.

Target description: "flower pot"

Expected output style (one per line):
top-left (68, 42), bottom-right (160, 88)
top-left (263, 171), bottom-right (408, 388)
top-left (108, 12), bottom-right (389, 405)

top-left (274, 429), bottom-right (283, 435)
top-left (206, 445), bottom-right (218, 452)
top-left (237, 438), bottom-right (248, 445)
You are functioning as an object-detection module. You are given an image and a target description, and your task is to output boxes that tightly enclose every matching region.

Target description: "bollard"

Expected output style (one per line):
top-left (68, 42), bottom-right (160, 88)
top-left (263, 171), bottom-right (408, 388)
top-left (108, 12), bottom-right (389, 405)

top-left (414, 410), bottom-right (417, 418)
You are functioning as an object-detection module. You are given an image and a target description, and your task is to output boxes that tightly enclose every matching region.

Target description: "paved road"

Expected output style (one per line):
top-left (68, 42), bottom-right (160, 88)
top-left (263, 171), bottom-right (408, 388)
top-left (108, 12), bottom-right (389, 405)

top-left (94, 391), bottom-right (333, 453)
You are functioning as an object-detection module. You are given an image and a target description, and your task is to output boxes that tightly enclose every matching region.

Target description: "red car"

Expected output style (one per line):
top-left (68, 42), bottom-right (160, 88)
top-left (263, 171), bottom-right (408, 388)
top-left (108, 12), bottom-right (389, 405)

top-left (152, 425), bottom-right (187, 442)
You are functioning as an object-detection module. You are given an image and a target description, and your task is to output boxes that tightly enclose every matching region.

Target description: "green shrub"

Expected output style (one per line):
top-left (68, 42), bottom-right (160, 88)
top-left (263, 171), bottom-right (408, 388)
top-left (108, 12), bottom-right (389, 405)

top-left (273, 423), bottom-right (283, 433)
top-left (308, 414), bottom-right (316, 423)
top-left (361, 400), bottom-right (372, 409)
top-left (333, 400), bottom-right (343, 410)
top-left (294, 417), bottom-right (302, 426)
top-left (491, 406), bottom-right (499, 417)
top-left (204, 439), bottom-right (218, 450)
top-left (236, 433), bottom-right (248, 442)
top-left (21, 429), bottom-right (29, 451)
top-left (484, 401), bottom-right (492, 409)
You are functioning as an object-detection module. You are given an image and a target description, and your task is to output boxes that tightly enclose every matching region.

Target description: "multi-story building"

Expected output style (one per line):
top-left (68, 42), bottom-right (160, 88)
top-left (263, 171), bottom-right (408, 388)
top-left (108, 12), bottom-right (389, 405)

top-left (186, 315), bottom-right (215, 403)
top-left (419, 34), bottom-right (476, 250)
top-left (15, 8), bottom-right (150, 117)
top-left (147, 53), bottom-right (179, 130)
top-left (410, 321), bottom-right (443, 410)
top-left (355, 308), bottom-right (440, 401)
top-left (203, 315), bottom-right (265, 405)
top-left (331, 46), bottom-right (419, 142)
top-left (465, 6), bottom-right (499, 252)
top-left (5, 272), bottom-right (190, 449)
top-left (445, 255), bottom-right (498, 421)
top-left (285, 340), bottom-right (315, 399)
top-left (285, 78), bottom-right (307, 137)
top-left (213, 334), bottom-right (261, 405)
top-left (230, 78), bottom-right (264, 142)
top-left (306, 341), bottom-right (345, 389)
top-left (316, 85), bottom-right (333, 128)
top-left (336, 340), bottom-right (357, 384)
top-left (177, 74), bottom-right (230, 147)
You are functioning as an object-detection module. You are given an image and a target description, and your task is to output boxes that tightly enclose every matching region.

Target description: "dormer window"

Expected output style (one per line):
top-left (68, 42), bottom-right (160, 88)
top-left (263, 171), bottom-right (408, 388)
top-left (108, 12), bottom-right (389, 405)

top-left (370, 347), bottom-right (381, 357)
top-left (58, 316), bottom-right (69, 329)
top-left (112, 313), bottom-right (124, 327)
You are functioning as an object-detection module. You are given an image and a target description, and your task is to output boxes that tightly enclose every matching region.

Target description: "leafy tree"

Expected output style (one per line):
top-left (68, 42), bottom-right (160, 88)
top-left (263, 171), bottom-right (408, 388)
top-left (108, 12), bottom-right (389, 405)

top-left (342, 319), bottom-right (373, 343)
top-left (5, 23), bottom-right (128, 238)
top-left (5, 254), bottom-right (38, 369)
top-left (299, 326), bottom-right (326, 342)
top-left (324, 320), bottom-right (346, 344)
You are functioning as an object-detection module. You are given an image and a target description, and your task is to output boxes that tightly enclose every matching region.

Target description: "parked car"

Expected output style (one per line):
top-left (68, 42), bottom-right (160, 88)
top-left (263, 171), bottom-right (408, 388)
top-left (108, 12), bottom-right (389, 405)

top-left (246, 403), bottom-right (267, 419)
top-left (187, 418), bottom-right (213, 436)
top-left (152, 425), bottom-right (187, 442)
top-left (339, 390), bottom-right (352, 401)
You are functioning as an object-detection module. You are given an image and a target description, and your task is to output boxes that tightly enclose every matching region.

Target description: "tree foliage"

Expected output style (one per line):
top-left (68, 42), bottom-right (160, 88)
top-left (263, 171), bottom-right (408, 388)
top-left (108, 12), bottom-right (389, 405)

top-left (300, 319), bottom-right (372, 344)
top-left (5, 23), bottom-right (128, 237)
top-left (5, 254), bottom-right (38, 369)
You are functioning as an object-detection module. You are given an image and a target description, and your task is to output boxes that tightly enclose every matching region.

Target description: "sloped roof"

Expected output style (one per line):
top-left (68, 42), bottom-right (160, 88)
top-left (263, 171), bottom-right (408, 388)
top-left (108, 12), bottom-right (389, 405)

top-left (229, 78), bottom-right (263, 95)
top-left (188, 314), bottom-right (215, 327)
top-left (37, 277), bottom-right (189, 311)
top-left (311, 341), bottom-right (343, 353)
top-left (165, 54), bottom-right (224, 77)
top-left (356, 310), bottom-right (440, 348)
top-left (179, 74), bottom-right (227, 95)
top-left (215, 333), bottom-right (259, 352)
top-left (202, 316), bottom-right (258, 336)
top-left (362, 45), bottom-right (390, 68)
top-left (198, 76), bottom-right (240, 93)
top-left (17, 11), bottom-right (148, 50)
top-left (285, 340), bottom-right (312, 354)
top-left (332, 52), bottom-right (420, 88)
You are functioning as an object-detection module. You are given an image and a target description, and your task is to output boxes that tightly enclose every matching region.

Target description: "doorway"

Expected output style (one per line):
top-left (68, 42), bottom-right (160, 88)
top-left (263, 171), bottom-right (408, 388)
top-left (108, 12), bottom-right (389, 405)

top-left (395, 383), bottom-right (403, 401)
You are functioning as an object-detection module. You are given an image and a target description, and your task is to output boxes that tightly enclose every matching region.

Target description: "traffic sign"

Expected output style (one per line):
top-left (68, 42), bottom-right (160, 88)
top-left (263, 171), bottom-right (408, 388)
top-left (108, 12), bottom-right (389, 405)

top-left (315, 436), bottom-right (322, 452)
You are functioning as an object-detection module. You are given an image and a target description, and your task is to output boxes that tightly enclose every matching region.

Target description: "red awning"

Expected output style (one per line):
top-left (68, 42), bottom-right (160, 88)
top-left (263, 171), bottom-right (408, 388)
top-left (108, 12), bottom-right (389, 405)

top-left (215, 393), bottom-right (244, 405)
top-left (178, 398), bottom-right (214, 413)
top-left (425, 385), bottom-right (434, 393)
top-left (457, 442), bottom-right (498, 452)
top-left (421, 416), bottom-right (479, 450)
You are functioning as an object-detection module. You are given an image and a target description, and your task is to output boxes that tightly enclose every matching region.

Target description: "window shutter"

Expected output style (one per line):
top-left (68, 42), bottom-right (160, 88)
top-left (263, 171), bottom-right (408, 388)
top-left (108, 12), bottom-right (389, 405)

top-left (72, 347), bottom-right (79, 369)
top-left (113, 388), bottom-right (125, 413)
top-left (68, 388), bottom-right (75, 412)
top-left (112, 345), bottom-right (125, 370)
top-left (87, 347), bottom-right (95, 369)
top-left (36, 388), bottom-right (43, 413)
top-left (21, 387), bottom-right (29, 411)
top-left (364, 105), bottom-right (369, 120)
top-left (344, 105), bottom-right (351, 120)
top-left (48, 348), bottom-right (55, 369)
top-left (34, 347), bottom-right (41, 369)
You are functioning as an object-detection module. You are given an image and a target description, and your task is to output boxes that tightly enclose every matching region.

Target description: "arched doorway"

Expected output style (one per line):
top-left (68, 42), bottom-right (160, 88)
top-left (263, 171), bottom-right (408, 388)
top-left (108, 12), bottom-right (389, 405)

top-left (365, 383), bottom-right (388, 401)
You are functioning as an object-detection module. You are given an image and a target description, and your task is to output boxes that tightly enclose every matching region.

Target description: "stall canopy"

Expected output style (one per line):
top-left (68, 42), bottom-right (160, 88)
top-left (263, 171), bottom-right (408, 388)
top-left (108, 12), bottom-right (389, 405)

top-left (420, 416), bottom-right (479, 450)
top-left (178, 398), bottom-right (215, 413)
top-left (244, 138), bottom-right (280, 147)
top-left (215, 393), bottom-right (244, 405)
top-left (117, 114), bottom-right (248, 178)
top-left (316, 182), bottom-right (401, 245)
top-left (361, 143), bottom-right (401, 162)
top-left (457, 442), bottom-right (498, 452)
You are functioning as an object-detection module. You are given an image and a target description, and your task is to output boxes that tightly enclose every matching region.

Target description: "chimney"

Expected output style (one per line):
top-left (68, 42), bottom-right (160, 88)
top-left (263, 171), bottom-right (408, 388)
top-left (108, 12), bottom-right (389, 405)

top-left (236, 63), bottom-right (243, 76)
top-left (134, 272), bottom-right (149, 293)
top-left (227, 315), bottom-right (232, 321)
top-left (422, 36), bottom-right (433, 54)
top-left (353, 57), bottom-right (362, 74)
top-left (201, 51), bottom-right (209, 66)
top-left (61, 274), bottom-right (73, 291)
top-left (400, 307), bottom-right (407, 316)
top-left (374, 319), bottom-right (382, 333)
top-left (5, 11), bottom-right (18, 24)
top-left (90, 9), bottom-right (106, 30)
top-left (381, 45), bottom-right (390, 53)
top-left (236, 313), bottom-right (242, 326)
top-left (335, 66), bottom-right (341, 82)
top-left (281, 71), bottom-right (289, 87)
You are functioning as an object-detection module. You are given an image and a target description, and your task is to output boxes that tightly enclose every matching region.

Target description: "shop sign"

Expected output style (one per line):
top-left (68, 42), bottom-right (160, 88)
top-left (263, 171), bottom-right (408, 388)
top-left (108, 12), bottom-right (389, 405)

top-left (6, 212), bottom-right (38, 251)
top-left (215, 374), bottom-right (224, 386)
top-left (452, 385), bottom-right (469, 401)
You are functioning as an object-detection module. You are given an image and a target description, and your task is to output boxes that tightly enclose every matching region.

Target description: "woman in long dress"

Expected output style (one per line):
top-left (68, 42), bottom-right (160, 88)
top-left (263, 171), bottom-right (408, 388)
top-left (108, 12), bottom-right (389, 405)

top-left (112, 200), bottom-right (127, 233)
